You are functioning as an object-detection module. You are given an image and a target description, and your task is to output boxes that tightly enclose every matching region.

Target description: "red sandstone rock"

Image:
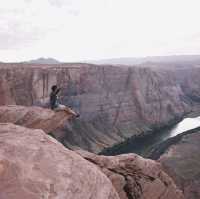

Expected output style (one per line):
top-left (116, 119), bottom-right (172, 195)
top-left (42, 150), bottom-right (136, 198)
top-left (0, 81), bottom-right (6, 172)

top-left (0, 123), bottom-right (119, 199)
top-left (0, 105), bottom-right (72, 133)
top-left (0, 64), bottom-right (190, 152)
top-left (158, 132), bottom-right (200, 199)
top-left (76, 150), bottom-right (184, 199)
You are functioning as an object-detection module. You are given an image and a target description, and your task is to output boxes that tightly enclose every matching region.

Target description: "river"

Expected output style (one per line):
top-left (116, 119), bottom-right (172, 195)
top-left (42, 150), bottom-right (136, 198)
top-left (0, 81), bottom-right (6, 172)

top-left (102, 116), bottom-right (200, 157)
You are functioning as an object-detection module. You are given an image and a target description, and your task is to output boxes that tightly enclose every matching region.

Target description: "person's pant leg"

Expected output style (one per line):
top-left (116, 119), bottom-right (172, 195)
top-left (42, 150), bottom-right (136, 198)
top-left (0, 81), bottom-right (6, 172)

top-left (64, 106), bottom-right (77, 115)
top-left (54, 104), bottom-right (77, 116)
top-left (54, 104), bottom-right (66, 111)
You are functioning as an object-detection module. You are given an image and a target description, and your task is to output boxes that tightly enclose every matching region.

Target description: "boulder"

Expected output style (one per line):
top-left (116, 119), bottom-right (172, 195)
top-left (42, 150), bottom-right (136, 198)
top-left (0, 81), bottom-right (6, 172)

top-left (0, 105), bottom-right (72, 133)
top-left (0, 123), bottom-right (119, 199)
top-left (77, 150), bottom-right (184, 199)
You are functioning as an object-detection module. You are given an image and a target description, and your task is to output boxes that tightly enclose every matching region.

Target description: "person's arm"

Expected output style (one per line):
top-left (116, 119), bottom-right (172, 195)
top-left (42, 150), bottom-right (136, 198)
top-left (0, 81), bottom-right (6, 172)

top-left (55, 88), bottom-right (61, 95)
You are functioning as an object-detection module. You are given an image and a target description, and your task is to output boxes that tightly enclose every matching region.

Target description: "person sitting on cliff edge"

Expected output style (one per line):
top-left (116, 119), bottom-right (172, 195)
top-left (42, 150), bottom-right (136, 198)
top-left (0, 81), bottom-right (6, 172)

top-left (50, 85), bottom-right (80, 118)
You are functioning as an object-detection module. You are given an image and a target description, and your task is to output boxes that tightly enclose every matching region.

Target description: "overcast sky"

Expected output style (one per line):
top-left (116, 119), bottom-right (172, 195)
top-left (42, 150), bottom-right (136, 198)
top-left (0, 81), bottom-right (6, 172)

top-left (1, 0), bottom-right (200, 62)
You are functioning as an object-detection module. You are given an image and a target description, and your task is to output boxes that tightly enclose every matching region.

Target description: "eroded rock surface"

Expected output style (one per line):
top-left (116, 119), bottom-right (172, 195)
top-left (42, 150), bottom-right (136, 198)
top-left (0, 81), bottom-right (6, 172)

top-left (77, 150), bottom-right (184, 199)
top-left (0, 64), bottom-right (191, 152)
top-left (174, 67), bottom-right (200, 102)
top-left (157, 131), bottom-right (200, 199)
top-left (0, 105), bottom-right (72, 133)
top-left (0, 123), bottom-right (119, 199)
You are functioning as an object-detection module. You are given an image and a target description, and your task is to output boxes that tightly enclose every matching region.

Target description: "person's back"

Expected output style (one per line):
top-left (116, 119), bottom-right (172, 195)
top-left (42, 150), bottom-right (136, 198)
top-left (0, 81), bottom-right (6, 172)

top-left (50, 85), bottom-right (60, 110)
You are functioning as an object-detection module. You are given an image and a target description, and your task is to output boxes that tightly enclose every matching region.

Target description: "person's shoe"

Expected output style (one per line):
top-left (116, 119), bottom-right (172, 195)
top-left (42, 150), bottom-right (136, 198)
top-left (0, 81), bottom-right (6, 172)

top-left (76, 113), bottom-right (80, 118)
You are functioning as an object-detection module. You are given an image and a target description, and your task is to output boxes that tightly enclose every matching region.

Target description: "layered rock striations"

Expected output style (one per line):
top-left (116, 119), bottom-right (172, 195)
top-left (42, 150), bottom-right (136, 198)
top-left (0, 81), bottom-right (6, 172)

top-left (0, 63), bottom-right (198, 198)
top-left (173, 67), bottom-right (200, 103)
top-left (0, 63), bottom-right (192, 152)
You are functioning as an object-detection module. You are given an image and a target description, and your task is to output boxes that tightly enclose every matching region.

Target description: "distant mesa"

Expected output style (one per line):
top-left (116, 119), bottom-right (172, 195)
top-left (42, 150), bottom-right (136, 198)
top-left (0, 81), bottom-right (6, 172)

top-left (1, 54), bottom-right (200, 65)
top-left (24, 57), bottom-right (62, 65)
top-left (88, 54), bottom-right (200, 65)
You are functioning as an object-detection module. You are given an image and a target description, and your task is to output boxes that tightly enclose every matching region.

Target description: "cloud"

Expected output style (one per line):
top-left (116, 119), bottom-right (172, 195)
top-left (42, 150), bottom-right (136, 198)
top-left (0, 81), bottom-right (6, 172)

top-left (0, 24), bottom-right (43, 50)
top-left (48, 0), bottom-right (71, 7)
top-left (0, 0), bottom-right (79, 51)
top-left (1, 0), bottom-right (200, 62)
top-left (0, 11), bottom-right (45, 49)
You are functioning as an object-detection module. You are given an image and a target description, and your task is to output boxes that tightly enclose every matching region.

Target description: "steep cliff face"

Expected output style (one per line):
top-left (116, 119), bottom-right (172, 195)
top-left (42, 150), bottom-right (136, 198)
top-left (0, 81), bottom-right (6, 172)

top-left (173, 67), bottom-right (200, 103)
top-left (156, 131), bottom-right (200, 199)
top-left (0, 63), bottom-right (190, 152)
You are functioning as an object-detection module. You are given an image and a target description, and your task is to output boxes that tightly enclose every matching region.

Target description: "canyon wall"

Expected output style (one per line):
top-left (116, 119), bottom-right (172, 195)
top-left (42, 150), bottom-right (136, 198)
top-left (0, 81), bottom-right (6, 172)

top-left (0, 63), bottom-right (192, 152)
top-left (173, 67), bottom-right (200, 103)
top-left (150, 129), bottom-right (200, 199)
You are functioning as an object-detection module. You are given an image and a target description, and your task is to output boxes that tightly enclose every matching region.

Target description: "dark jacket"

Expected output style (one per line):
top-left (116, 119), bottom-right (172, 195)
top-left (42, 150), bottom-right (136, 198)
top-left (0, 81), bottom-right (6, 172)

top-left (50, 88), bottom-right (60, 109)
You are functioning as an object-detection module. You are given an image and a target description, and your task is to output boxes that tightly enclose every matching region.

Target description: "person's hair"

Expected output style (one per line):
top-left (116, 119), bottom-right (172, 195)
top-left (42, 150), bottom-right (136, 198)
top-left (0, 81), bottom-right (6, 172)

top-left (51, 85), bottom-right (57, 91)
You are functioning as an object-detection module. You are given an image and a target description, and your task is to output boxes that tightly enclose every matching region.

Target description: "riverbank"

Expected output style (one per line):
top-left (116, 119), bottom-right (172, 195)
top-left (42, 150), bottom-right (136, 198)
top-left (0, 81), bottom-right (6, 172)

top-left (148, 126), bottom-right (200, 160)
top-left (100, 103), bottom-right (200, 157)
top-left (99, 116), bottom-right (183, 156)
top-left (186, 103), bottom-right (200, 118)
